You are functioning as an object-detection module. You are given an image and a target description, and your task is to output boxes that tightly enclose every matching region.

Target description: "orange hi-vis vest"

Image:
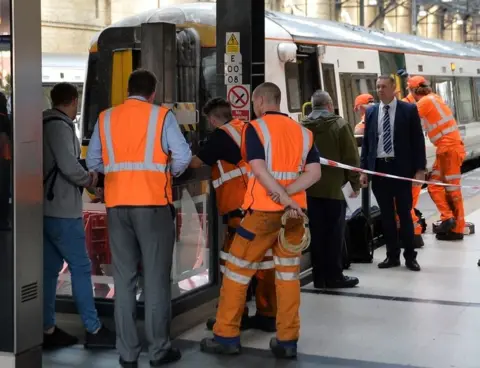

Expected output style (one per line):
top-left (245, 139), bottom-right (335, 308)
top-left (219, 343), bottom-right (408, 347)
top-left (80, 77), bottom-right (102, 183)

top-left (241, 114), bottom-right (313, 212)
top-left (212, 119), bottom-right (249, 215)
top-left (417, 93), bottom-right (462, 147)
top-left (98, 99), bottom-right (172, 208)
top-left (403, 93), bottom-right (416, 104)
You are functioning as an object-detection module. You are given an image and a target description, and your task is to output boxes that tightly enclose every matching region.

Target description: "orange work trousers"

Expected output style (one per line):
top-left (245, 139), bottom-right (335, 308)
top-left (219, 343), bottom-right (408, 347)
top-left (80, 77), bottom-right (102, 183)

top-left (220, 216), bottom-right (277, 318)
top-left (395, 185), bottom-right (422, 235)
top-left (214, 211), bottom-right (304, 343)
top-left (428, 145), bottom-right (466, 234)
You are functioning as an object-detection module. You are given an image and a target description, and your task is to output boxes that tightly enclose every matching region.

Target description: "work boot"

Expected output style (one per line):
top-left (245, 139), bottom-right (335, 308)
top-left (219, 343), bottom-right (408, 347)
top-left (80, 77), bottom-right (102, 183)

top-left (206, 314), bottom-right (251, 331)
top-left (200, 337), bottom-right (241, 355)
top-left (436, 232), bottom-right (464, 241)
top-left (43, 326), bottom-right (78, 350)
top-left (269, 337), bottom-right (297, 359)
top-left (84, 325), bottom-right (116, 349)
top-left (249, 314), bottom-right (276, 332)
top-left (436, 218), bottom-right (456, 233)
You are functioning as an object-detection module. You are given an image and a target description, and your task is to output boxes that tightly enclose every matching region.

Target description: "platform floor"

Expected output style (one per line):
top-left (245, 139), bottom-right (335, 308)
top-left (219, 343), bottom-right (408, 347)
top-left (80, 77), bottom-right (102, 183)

top-left (43, 168), bottom-right (480, 368)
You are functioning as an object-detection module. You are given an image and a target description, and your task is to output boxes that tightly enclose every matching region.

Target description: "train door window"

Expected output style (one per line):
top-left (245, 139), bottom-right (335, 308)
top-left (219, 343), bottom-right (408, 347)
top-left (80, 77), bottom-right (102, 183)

top-left (321, 63), bottom-right (339, 114)
top-left (434, 78), bottom-right (456, 118)
top-left (285, 62), bottom-right (302, 112)
top-left (340, 74), bottom-right (354, 124)
top-left (297, 49), bottom-right (321, 104)
top-left (83, 53), bottom-right (100, 139)
top-left (456, 77), bottom-right (474, 124)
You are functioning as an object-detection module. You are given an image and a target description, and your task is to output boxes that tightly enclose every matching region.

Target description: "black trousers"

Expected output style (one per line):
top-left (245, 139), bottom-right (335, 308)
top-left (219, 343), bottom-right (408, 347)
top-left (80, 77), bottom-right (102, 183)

top-left (372, 159), bottom-right (416, 260)
top-left (307, 196), bottom-right (346, 283)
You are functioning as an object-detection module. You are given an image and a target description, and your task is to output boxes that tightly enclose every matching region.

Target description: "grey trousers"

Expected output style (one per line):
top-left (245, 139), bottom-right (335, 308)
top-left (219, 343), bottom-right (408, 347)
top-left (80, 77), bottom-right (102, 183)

top-left (107, 206), bottom-right (175, 362)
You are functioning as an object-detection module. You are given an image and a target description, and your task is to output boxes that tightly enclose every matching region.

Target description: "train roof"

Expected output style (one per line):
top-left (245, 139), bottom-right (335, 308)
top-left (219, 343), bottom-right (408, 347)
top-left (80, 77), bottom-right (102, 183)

top-left (91, 2), bottom-right (480, 59)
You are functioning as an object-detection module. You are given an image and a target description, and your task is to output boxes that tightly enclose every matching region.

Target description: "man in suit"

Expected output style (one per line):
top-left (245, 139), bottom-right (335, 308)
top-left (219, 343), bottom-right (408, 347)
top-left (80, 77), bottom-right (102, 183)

top-left (360, 75), bottom-right (426, 272)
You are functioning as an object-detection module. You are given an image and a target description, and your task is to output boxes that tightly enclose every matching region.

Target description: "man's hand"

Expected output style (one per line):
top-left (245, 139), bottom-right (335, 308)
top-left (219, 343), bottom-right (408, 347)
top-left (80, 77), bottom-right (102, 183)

top-left (269, 191), bottom-right (303, 217)
top-left (414, 170), bottom-right (426, 186)
top-left (95, 187), bottom-right (104, 202)
top-left (360, 173), bottom-right (369, 188)
top-left (349, 190), bottom-right (360, 198)
top-left (86, 171), bottom-right (98, 188)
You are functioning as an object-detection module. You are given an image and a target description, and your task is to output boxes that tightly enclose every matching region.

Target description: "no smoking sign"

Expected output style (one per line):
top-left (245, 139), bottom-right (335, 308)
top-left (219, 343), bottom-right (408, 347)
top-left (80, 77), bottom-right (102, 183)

top-left (227, 85), bottom-right (251, 121)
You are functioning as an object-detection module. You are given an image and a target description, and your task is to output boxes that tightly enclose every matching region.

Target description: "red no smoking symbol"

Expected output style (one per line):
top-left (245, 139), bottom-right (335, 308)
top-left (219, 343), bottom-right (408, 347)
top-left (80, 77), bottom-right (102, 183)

top-left (228, 85), bottom-right (249, 109)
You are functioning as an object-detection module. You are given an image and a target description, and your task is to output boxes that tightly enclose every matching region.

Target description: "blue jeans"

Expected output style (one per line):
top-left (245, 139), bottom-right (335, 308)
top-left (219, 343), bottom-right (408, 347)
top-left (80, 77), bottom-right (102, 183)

top-left (43, 216), bottom-right (101, 333)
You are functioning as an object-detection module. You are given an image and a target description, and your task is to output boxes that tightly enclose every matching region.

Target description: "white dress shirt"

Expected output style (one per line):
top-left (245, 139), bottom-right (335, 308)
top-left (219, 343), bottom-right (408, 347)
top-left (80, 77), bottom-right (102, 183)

top-left (377, 98), bottom-right (397, 158)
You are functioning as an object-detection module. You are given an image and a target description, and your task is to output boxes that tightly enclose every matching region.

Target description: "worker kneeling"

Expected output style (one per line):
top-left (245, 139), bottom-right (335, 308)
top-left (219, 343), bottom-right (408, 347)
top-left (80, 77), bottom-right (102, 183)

top-left (189, 97), bottom-right (277, 332)
top-left (409, 76), bottom-right (466, 241)
top-left (200, 82), bottom-right (321, 358)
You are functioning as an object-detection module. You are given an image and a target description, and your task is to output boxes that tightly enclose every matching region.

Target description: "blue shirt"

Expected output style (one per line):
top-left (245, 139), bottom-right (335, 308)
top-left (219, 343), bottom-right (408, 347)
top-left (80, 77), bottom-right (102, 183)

top-left (86, 96), bottom-right (192, 177)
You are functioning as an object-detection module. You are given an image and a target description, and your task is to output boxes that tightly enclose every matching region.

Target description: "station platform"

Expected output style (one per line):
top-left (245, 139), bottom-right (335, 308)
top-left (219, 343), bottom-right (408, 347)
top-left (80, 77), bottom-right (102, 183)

top-left (43, 169), bottom-right (480, 368)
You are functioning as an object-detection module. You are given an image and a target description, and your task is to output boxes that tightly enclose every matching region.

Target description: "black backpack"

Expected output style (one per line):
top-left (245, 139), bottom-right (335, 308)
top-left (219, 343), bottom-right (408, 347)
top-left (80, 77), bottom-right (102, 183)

top-left (345, 206), bottom-right (383, 263)
top-left (43, 115), bottom-right (85, 201)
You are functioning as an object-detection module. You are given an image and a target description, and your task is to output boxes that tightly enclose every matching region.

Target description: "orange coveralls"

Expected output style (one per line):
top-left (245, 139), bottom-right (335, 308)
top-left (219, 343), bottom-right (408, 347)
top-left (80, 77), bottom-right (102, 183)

top-left (212, 119), bottom-right (276, 318)
top-left (417, 94), bottom-right (465, 234)
top-left (212, 113), bottom-right (313, 346)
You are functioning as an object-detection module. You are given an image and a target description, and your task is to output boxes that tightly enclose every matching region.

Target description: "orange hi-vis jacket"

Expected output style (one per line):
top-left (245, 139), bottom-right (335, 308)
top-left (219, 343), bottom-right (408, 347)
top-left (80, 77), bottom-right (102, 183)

top-left (212, 119), bottom-right (249, 215)
top-left (417, 93), bottom-right (462, 148)
top-left (98, 99), bottom-right (172, 208)
top-left (402, 93), bottom-right (416, 104)
top-left (241, 114), bottom-right (313, 211)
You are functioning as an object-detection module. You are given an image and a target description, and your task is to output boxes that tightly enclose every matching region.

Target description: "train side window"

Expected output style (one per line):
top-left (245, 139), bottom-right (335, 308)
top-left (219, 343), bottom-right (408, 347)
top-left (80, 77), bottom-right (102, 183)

top-left (321, 63), bottom-right (339, 113)
top-left (456, 77), bottom-right (474, 124)
top-left (285, 62), bottom-right (302, 113)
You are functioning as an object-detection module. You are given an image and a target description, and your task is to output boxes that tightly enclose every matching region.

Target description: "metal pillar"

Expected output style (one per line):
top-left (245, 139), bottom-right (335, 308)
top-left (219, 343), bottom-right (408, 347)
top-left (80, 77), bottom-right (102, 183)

top-left (216, 0), bottom-right (265, 120)
top-left (0, 0), bottom-right (43, 366)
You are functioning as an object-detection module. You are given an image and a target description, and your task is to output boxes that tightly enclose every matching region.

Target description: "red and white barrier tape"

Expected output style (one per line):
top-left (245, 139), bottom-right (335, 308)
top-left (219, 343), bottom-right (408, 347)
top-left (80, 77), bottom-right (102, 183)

top-left (319, 157), bottom-right (478, 189)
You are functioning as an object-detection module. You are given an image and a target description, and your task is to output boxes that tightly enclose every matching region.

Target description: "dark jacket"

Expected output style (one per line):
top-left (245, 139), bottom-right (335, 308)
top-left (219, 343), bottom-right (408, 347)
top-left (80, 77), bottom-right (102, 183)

top-left (302, 109), bottom-right (361, 200)
top-left (360, 100), bottom-right (426, 178)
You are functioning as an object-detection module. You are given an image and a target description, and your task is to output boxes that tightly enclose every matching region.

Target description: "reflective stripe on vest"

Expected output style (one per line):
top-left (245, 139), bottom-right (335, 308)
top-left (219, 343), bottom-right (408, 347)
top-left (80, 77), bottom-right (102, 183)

top-left (102, 105), bottom-right (168, 174)
top-left (212, 121), bottom-right (248, 189)
top-left (423, 95), bottom-right (457, 144)
top-left (255, 117), bottom-right (310, 180)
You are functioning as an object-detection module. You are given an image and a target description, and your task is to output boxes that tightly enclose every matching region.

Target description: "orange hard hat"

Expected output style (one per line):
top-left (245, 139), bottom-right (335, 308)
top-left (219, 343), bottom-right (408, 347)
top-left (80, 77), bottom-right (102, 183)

top-left (354, 94), bottom-right (375, 108)
top-left (408, 76), bottom-right (428, 89)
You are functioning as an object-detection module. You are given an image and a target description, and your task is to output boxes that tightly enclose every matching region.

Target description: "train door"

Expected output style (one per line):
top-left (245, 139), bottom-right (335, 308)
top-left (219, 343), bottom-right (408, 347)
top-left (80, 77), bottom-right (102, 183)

top-left (294, 44), bottom-right (322, 118)
top-left (339, 73), bottom-right (377, 126)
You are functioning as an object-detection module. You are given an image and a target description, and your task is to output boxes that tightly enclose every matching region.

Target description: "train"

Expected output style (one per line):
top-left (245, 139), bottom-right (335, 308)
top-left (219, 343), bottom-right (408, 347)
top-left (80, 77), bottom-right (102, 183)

top-left (75, 2), bottom-right (480, 297)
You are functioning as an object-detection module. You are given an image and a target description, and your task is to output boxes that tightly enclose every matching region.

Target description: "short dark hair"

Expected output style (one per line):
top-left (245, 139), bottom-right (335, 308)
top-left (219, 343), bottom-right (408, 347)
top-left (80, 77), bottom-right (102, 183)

top-left (203, 97), bottom-right (233, 121)
top-left (127, 69), bottom-right (157, 98)
top-left (377, 75), bottom-right (396, 86)
top-left (50, 82), bottom-right (79, 106)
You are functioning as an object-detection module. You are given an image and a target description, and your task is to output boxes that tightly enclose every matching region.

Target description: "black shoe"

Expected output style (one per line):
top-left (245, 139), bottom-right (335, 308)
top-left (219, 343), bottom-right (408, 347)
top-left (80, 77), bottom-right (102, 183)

top-left (200, 338), bottom-right (241, 355)
top-left (269, 337), bottom-right (297, 359)
top-left (43, 326), bottom-right (78, 350)
top-left (436, 218), bottom-right (456, 233)
top-left (405, 259), bottom-right (421, 271)
top-left (150, 348), bottom-right (182, 366)
top-left (325, 275), bottom-right (359, 288)
top-left (206, 314), bottom-right (251, 331)
top-left (414, 235), bottom-right (424, 248)
top-left (84, 325), bottom-right (116, 349)
top-left (120, 357), bottom-right (138, 368)
top-left (436, 232), bottom-right (464, 241)
top-left (249, 314), bottom-right (276, 332)
top-left (378, 258), bottom-right (401, 269)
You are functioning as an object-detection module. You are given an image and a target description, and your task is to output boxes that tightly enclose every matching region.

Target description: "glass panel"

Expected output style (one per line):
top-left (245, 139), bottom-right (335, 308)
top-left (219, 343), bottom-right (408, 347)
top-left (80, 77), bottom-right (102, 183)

top-left (56, 181), bottom-right (213, 300)
top-left (285, 62), bottom-right (301, 112)
top-left (456, 77), bottom-right (473, 123)
top-left (322, 64), bottom-right (338, 110)
top-left (435, 80), bottom-right (455, 117)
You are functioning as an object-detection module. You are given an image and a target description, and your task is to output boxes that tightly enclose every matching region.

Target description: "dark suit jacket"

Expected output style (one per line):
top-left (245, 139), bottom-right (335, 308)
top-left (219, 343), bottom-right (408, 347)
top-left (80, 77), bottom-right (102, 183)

top-left (360, 100), bottom-right (426, 179)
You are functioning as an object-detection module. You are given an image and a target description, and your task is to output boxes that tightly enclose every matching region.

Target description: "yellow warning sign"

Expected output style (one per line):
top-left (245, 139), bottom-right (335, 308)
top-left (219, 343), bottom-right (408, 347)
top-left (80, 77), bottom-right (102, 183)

top-left (226, 32), bottom-right (240, 54)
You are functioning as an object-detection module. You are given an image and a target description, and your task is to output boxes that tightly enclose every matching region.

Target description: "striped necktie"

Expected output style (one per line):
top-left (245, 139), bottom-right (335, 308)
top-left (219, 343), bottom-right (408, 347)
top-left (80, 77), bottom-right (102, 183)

top-left (383, 105), bottom-right (392, 154)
